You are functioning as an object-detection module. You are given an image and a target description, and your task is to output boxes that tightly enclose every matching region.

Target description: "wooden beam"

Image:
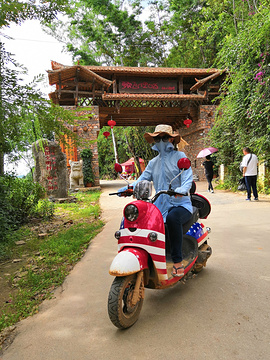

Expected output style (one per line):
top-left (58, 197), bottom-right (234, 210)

top-left (55, 90), bottom-right (104, 96)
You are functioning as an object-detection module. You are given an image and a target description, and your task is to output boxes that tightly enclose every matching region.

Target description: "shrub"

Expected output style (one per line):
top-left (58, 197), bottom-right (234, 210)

top-left (31, 199), bottom-right (55, 220)
top-left (0, 175), bottom-right (49, 244)
top-left (80, 149), bottom-right (94, 186)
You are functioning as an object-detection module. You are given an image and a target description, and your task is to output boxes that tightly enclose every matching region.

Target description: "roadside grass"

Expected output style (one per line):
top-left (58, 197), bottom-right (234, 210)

top-left (0, 190), bottom-right (104, 334)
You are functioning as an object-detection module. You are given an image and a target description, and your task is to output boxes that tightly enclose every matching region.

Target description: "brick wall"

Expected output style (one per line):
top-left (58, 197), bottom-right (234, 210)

top-left (177, 105), bottom-right (217, 181)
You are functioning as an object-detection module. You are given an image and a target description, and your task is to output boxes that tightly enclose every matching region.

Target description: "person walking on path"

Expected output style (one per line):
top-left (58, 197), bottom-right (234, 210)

top-left (241, 147), bottom-right (259, 201)
top-left (202, 155), bottom-right (214, 193)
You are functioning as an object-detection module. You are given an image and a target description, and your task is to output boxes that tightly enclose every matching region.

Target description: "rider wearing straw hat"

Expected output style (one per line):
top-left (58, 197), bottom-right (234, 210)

top-left (119, 124), bottom-right (193, 277)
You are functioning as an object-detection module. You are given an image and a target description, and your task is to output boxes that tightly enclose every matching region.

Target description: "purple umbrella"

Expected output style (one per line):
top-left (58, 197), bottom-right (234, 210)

top-left (197, 147), bottom-right (218, 158)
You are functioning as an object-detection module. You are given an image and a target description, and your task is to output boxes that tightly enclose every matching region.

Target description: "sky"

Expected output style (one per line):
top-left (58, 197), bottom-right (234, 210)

top-left (2, 20), bottom-right (73, 175)
top-left (3, 19), bottom-right (73, 97)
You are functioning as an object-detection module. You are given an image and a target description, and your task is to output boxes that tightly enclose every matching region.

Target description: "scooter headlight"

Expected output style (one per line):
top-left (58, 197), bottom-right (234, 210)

top-left (124, 204), bottom-right (139, 222)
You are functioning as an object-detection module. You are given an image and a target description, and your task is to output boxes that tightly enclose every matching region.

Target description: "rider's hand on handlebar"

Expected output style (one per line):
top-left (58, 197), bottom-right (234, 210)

top-left (117, 186), bottom-right (133, 197)
top-left (167, 189), bottom-right (185, 197)
top-left (167, 189), bottom-right (182, 197)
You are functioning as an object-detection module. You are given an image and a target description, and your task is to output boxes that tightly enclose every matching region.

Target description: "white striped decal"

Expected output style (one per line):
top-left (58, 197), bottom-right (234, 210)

top-left (118, 228), bottom-right (168, 281)
top-left (153, 261), bottom-right (167, 270)
top-left (119, 228), bottom-right (165, 242)
top-left (118, 242), bottom-right (165, 257)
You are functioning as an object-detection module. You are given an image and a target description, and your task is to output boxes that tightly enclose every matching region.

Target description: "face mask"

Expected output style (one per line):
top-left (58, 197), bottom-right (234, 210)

top-left (154, 141), bottom-right (172, 154)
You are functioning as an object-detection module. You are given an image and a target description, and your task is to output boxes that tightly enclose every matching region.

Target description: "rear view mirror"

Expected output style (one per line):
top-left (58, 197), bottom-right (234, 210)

top-left (114, 163), bottom-right (123, 173)
top-left (177, 158), bottom-right (191, 170)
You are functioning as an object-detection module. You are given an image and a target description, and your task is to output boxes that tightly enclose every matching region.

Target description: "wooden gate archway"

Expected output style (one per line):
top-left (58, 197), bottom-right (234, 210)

top-left (47, 62), bottom-right (226, 183)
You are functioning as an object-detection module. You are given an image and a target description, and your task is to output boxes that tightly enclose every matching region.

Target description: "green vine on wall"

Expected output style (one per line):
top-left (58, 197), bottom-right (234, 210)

top-left (80, 149), bottom-right (94, 186)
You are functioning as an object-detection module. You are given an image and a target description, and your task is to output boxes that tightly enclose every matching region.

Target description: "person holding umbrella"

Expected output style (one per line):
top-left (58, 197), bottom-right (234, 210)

top-left (202, 155), bottom-right (214, 193)
top-left (197, 147), bottom-right (218, 193)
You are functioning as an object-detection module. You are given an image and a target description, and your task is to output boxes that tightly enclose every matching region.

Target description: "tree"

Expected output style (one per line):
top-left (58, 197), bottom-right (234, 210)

top-left (0, 0), bottom-right (77, 175)
top-left (0, 43), bottom-right (78, 175)
top-left (210, 2), bottom-right (270, 178)
top-left (45, 0), bottom-right (270, 186)
top-left (47, 0), bottom-right (172, 66)
top-left (0, 0), bottom-right (69, 28)
top-left (98, 125), bottom-right (155, 179)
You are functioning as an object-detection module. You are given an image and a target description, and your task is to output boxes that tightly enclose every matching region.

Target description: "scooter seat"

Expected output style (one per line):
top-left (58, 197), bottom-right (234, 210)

top-left (190, 193), bottom-right (211, 219)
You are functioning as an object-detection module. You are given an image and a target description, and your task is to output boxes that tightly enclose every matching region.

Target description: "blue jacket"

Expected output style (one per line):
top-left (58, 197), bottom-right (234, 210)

top-left (120, 142), bottom-right (193, 221)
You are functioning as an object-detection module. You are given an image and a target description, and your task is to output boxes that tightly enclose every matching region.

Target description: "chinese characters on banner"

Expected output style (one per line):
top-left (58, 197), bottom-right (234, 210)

top-left (119, 77), bottom-right (177, 94)
top-left (45, 146), bottom-right (58, 191)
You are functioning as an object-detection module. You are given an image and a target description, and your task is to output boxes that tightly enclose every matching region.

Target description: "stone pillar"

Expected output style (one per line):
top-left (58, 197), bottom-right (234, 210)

top-left (32, 139), bottom-right (68, 198)
top-left (219, 164), bottom-right (226, 182)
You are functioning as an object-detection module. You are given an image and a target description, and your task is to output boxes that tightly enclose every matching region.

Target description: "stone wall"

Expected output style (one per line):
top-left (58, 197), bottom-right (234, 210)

top-left (63, 106), bottom-right (100, 186)
top-left (178, 105), bottom-right (217, 181)
top-left (32, 140), bottom-right (68, 198)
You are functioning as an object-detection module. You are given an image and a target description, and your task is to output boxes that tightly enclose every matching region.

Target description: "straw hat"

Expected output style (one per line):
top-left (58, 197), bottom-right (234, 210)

top-left (144, 124), bottom-right (180, 144)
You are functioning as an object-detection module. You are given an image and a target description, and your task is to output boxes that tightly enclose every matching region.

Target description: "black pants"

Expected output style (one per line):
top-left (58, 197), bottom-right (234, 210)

top-left (206, 174), bottom-right (213, 191)
top-left (166, 206), bottom-right (192, 263)
top-left (245, 175), bottom-right (258, 199)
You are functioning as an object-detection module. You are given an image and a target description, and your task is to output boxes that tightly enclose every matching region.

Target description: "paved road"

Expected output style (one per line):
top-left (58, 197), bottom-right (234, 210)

top-left (2, 181), bottom-right (270, 360)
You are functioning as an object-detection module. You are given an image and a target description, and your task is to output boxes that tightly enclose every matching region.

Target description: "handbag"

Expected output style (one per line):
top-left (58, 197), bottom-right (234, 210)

top-left (237, 177), bottom-right (246, 191)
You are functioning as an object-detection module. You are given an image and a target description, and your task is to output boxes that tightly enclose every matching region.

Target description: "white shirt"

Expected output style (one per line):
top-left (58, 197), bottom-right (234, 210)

top-left (242, 153), bottom-right (258, 176)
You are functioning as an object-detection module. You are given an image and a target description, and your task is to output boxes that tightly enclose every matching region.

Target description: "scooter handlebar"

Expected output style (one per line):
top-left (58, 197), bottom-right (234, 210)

top-left (151, 190), bottom-right (188, 203)
top-left (109, 188), bottom-right (134, 197)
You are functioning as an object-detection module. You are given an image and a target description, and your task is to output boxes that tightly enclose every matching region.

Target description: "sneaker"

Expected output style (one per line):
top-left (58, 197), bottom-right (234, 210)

top-left (246, 198), bottom-right (251, 201)
top-left (211, 190), bottom-right (214, 193)
top-left (254, 198), bottom-right (259, 201)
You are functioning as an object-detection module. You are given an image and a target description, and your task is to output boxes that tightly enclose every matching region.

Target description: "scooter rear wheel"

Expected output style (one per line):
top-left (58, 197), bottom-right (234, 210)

top-left (108, 274), bottom-right (144, 329)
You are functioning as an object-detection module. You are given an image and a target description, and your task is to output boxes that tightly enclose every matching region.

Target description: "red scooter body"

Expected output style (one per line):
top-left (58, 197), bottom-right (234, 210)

top-left (108, 160), bottom-right (212, 329)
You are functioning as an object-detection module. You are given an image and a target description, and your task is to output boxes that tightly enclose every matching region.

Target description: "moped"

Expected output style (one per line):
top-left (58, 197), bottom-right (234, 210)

top-left (108, 158), bottom-right (212, 329)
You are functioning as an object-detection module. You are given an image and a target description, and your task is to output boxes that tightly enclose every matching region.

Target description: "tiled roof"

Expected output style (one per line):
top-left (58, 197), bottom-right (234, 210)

top-left (47, 65), bottom-right (113, 88)
top-left (50, 61), bottom-right (220, 77)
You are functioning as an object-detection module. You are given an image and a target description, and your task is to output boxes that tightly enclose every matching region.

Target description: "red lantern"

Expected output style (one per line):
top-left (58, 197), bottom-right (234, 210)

top-left (103, 131), bottom-right (110, 139)
top-left (184, 118), bottom-right (192, 128)
top-left (108, 119), bottom-right (116, 129)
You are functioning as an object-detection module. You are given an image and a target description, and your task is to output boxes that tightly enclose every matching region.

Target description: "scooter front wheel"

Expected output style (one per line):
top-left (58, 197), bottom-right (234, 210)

top-left (108, 274), bottom-right (144, 329)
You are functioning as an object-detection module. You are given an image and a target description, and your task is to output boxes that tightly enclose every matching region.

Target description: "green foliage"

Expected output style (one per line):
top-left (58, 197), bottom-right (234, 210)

top-left (0, 176), bottom-right (55, 253)
top-left (31, 199), bottom-right (55, 220)
top-left (0, 175), bottom-right (42, 229)
top-left (211, 4), bottom-right (270, 178)
top-left (97, 125), bottom-right (155, 179)
top-left (0, 0), bottom-right (69, 28)
top-left (47, 0), bottom-right (170, 66)
top-left (0, 190), bottom-right (103, 332)
top-left (80, 148), bottom-right (95, 185)
top-left (0, 43), bottom-right (78, 161)
top-left (0, 1), bottom-right (82, 174)
top-left (97, 127), bottom-right (116, 179)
